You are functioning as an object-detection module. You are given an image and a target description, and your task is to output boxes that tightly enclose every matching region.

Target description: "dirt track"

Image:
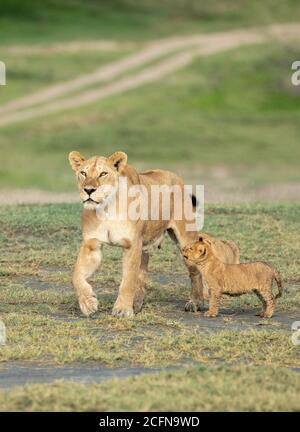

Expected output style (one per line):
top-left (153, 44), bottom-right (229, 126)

top-left (1, 24), bottom-right (300, 204)
top-left (1, 181), bottom-right (299, 205)
top-left (1, 23), bottom-right (300, 127)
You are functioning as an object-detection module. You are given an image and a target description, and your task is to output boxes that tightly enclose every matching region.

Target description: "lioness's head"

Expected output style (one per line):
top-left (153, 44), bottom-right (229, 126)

top-left (69, 150), bottom-right (128, 210)
top-left (182, 237), bottom-right (212, 263)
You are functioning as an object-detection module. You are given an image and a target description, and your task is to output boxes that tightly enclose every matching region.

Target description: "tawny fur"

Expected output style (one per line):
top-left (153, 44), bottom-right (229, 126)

top-left (69, 150), bottom-right (211, 317)
top-left (185, 235), bottom-right (240, 301)
top-left (182, 239), bottom-right (282, 318)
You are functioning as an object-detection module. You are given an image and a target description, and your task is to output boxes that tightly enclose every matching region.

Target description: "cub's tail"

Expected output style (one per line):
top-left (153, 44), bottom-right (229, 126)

top-left (274, 270), bottom-right (283, 299)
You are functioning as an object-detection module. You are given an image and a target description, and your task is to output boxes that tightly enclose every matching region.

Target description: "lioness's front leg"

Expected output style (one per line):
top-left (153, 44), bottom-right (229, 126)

top-left (73, 239), bottom-right (102, 316)
top-left (112, 239), bottom-right (142, 318)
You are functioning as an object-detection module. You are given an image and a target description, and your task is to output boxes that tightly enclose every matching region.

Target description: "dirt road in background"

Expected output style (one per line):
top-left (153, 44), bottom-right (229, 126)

top-left (1, 23), bottom-right (299, 203)
top-left (0, 23), bottom-right (300, 127)
top-left (1, 181), bottom-right (299, 204)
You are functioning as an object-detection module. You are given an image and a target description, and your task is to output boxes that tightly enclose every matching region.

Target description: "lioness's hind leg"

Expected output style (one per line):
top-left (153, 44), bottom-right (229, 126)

top-left (133, 251), bottom-right (149, 313)
top-left (185, 265), bottom-right (204, 312)
top-left (73, 239), bottom-right (102, 317)
top-left (168, 224), bottom-right (204, 312)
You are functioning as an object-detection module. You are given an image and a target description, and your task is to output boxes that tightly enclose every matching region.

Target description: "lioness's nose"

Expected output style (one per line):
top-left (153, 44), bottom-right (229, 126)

top-left (84, 187), bottom-right (96, 196)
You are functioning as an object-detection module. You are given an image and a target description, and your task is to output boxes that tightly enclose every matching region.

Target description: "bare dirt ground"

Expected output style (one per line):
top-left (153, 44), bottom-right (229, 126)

top-left (1, 270), bottom-right (298, 388)
top-left (1, 181), bottom-right (299, 204)
top-left (1, 23), bottom-right (300, 127)
top-left (4, 40), bottom-right (136, 55)
top-left (0, 363), bottom-right (166, 389)
top-left (1, 161), bottom-right (299, 204)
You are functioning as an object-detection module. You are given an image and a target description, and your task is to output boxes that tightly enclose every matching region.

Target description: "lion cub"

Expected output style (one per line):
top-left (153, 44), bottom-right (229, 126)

top-left (182, 238), bottom-right (283, 318)
top-left (198, 234), bottom-right (240, 265)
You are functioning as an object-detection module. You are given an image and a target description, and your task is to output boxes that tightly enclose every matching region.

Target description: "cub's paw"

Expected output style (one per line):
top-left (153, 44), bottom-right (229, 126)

top-left (184, 300), bottom-right (203, 312)
top-left (112, 306), bottom-right (135, 318)
top-left (78, 293), bottom-right (98, 317)
top-left (204, 311), bottom-right (217, 318)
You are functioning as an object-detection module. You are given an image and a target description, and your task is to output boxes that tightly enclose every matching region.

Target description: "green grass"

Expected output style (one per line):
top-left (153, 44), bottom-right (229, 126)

top-left (1, 1), bottom-right (300, 44)
top-left (0, 364), bottom-right (299, 411)
top-left (1, 2), bottom-right (299, 411)
top-left (1, 42), bottom-right (300, 190)
top-left (0, 203), bottom-right (299, 368)
top-left (0, 49), bottom-right (134, 105)
top-left (0, 203), bottom-right (299, 411)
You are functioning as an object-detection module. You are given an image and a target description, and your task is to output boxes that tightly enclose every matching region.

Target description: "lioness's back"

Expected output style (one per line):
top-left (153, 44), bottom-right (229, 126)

top-left (139, 169), bottom-right (184, 187)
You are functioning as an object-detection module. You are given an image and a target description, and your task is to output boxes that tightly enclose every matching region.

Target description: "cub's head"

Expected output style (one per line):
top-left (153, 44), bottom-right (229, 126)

top-left (182, 237), bottom-right (212, 263)
top-left (68, 150), bottom-right (127, 210)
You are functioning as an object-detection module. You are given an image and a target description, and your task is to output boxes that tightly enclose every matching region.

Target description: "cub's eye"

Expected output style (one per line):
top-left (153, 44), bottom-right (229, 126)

top-left (80, 171), bottom-right (86, 177)
top-left (99, 171), bottom-right (108, 178)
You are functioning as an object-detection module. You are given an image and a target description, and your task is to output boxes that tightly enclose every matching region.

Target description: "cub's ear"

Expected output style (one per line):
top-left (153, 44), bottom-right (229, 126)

top-left (199, 236), bottom-right (204, 242)
top-left (108, 151), bottom-right (128, 172)
top-left (203, 239), bottom-right (212, 246)
top-left (69, 151), bottom-right (85, 171)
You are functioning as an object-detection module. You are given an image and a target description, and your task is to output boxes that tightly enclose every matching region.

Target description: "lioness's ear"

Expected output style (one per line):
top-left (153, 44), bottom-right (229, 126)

top-left (203, 239), bottom-right (212, 246)
top-left (108, 151), bottom-right (128, 172)
top-left (69, 151), bottom-right (85, 171)
top-left (199, 236), bottom-right (204, 242)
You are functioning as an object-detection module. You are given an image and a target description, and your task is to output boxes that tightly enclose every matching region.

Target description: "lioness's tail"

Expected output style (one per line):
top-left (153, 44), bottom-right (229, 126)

top-left (191, 194), bottom-right (197, 208)
top-left (274, 270), bottom-right (283, 299)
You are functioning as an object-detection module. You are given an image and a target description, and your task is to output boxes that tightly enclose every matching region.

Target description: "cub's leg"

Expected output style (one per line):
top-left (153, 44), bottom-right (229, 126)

top-left (254, 289), bottom-right (267, 317)
top-left (73, 239), bottom-right (102, 316)
top-left (133, 251), bottom-right (149, 314)
top-left (259, 288), bottom-right (275, 318)
top-left (255, 285), bottom-right (275, 318)
top-left (204, 289), bottom-right (221, 317)
top-left (112, 239), bottom-right (142, 318)
top-left (168, 224), bottom-right (204, 312)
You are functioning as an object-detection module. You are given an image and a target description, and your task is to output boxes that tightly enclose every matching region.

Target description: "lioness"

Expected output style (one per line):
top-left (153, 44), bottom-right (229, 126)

top-left (182, 238), bottom-right (283, 318)
top-left (69, 150), bottom-right (206, 317)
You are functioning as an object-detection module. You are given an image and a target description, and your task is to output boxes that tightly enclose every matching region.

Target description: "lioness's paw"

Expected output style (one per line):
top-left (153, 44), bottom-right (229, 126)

top-left (184, 300), bottom-right (203, 312)
top-left (78, 294), bottom-right (98, 317)
top-left (112, 306), bottom-right (134, 318)
top-left (204, 311), bottom-right (217, 318)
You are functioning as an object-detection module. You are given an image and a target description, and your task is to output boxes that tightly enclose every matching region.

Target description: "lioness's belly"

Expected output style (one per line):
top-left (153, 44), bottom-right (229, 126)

top-left (85, 220), bottom-right (134, 247)
top-left (84, 216), bottom-right (169, 249)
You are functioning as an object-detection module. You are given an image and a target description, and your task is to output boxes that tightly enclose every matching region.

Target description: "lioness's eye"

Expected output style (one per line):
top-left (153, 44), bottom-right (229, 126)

top-left (99, 171), bottom-right (108, 178)
top-left (80, 171), bottom-right (86, 177)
